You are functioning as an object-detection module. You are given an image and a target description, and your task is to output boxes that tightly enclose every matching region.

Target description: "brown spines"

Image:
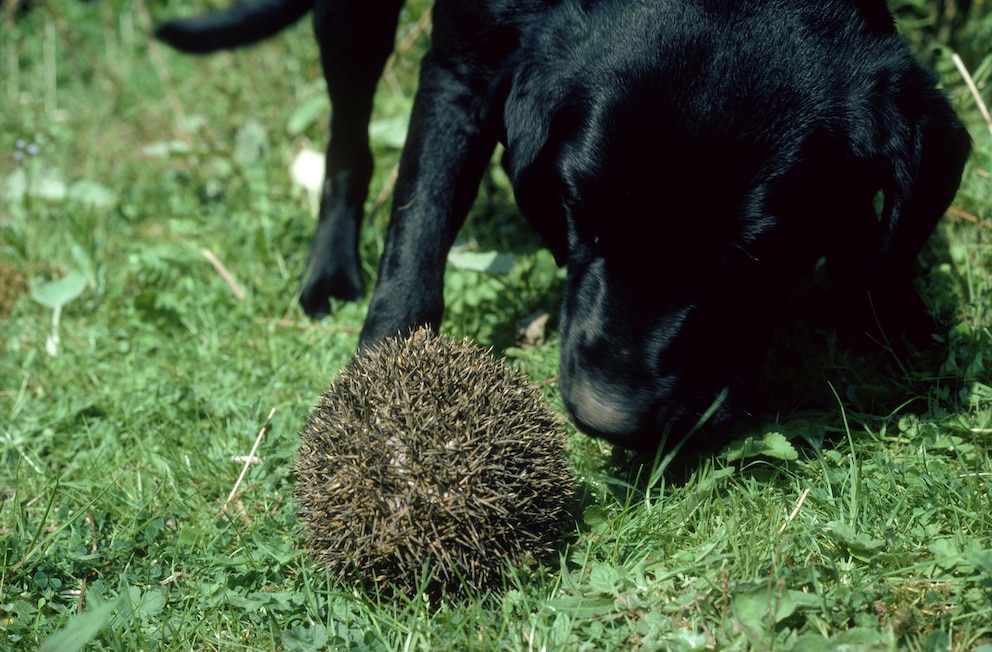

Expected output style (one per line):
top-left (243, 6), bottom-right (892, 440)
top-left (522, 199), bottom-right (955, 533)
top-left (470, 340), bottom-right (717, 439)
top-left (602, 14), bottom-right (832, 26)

top-left (295, 328), bottom-right (574, 600)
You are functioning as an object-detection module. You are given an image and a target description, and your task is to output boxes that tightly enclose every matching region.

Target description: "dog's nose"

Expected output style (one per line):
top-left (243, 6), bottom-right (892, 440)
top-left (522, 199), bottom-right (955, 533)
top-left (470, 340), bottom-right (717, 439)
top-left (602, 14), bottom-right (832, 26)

top-left (563, 376), bottom-right (643, 442)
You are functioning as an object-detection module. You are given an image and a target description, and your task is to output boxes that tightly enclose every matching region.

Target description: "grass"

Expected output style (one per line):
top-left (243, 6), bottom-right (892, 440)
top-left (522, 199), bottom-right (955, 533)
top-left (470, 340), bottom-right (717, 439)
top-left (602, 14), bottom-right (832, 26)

top-left (2, 0), bottom-right (992, 649)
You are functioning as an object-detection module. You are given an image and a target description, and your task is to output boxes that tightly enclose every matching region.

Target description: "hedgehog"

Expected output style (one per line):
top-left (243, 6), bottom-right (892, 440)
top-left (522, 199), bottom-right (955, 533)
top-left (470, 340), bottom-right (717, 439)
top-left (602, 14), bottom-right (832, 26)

top-left (294, 327), bottom-right (575, 600)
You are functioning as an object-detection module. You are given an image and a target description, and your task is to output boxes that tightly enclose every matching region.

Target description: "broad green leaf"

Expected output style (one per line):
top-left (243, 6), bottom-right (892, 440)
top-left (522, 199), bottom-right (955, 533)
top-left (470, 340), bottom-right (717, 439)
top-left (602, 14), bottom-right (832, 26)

top-left (929, 538), bottom-right (962, 570)
top-left (732, 582), bottom-right (822, 647)
top-left (287, 95), bottom-right (330, 135)
top-left (759, 432), bottom-right (799, 460)
top-left (722, 431), bottom-right (798, 462)
top-left (282, 624), bottom-right (329, 652)
top-left (545, 595), bottom-right (615, 619)
top-left (788, 627), bottom-right (896, 651)
top-left (68, 179), bottom-right (117, 207)
top-left (1, 168), bottom-right (28, 202)
top-left (29, 168), bottom-right (69, 201)
top-left (369, 114), bottom-right (410, 149)
top-left (967, 549), bottom-right (992, 576)
top-left (582, 505), bottom-right (610, 532)
top-left (781, 418), bottom-right (827, 449)
top-left (587, 564), bottom-right (623, 594)
top-left (776, 589), bottom-right (823, 618)
top-left (447, 250), bottom-right (514, 274)
top-left (39, 595), bottom-right (116, 652)
top-left (70, 242), bottom-right (97, 288)
top-left (141, 140), bottom-right (192, 157)
top-left (30, 271), bottom-right (88, 310)
top-left (233, 119), bottom-right (269, 168)
top-left (131, 587), bottom-right (166, 622)
top-left (922, 631), bottom-right (950, 652)
top-left (669, 629), bottom-right (708, 652)
top-left (823, 521), bottom-right (885, 560)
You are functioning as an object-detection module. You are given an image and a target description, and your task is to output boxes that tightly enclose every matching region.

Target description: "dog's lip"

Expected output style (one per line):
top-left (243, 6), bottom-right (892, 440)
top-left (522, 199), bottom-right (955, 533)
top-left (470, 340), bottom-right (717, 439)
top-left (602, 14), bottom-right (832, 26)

top-left (570, 417), bottom-right (661, 453)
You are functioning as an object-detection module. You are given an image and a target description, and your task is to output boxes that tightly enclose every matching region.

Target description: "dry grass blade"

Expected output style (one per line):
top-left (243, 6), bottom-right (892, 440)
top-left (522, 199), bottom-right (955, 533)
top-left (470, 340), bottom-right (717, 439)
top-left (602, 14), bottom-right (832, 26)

top-left (952, 52), bottom-right (992, 138)
top-left (202, 248), bottom-right (246, 300)
top-left (225, 408), bottom-right (276, 510)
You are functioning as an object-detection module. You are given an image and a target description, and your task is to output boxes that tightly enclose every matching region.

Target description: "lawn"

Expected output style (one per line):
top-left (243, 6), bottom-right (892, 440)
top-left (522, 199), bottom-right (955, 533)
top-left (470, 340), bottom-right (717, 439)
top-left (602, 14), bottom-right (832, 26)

top-left (2, 0), bottom-right (992, 649)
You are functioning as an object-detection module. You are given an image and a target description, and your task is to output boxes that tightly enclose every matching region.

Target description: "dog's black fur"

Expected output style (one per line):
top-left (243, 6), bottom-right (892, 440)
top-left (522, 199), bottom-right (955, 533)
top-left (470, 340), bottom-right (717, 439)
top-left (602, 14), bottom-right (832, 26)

top-left (157, 0), bottom-right (970, 453)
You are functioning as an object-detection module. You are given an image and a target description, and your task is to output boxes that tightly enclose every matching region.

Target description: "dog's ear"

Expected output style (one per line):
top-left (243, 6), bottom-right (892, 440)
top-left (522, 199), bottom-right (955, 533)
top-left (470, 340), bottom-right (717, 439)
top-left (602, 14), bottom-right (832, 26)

top-left (857, 77), bottom-right (970, 347)
top-left (502, 63), bottom-right (588, 265)
top-left (872, 86), bottom-right (970, 286)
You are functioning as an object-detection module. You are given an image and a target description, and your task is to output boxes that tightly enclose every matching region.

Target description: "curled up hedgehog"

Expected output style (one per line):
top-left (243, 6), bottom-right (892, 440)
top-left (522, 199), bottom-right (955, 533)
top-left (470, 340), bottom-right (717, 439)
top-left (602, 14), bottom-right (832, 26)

top-left (294, 328), bottom-right (576, 600)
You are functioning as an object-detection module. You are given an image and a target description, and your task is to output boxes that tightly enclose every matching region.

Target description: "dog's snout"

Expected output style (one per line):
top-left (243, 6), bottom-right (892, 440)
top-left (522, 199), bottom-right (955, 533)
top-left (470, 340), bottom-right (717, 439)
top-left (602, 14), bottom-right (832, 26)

top-left (563, 376), bottom-right (646, 444)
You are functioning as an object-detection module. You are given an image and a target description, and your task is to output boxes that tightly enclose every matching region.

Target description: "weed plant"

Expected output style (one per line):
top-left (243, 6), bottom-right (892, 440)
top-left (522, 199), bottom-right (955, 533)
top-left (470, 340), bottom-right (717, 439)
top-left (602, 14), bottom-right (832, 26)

top-left (2, 0), bottom-right (991, 649)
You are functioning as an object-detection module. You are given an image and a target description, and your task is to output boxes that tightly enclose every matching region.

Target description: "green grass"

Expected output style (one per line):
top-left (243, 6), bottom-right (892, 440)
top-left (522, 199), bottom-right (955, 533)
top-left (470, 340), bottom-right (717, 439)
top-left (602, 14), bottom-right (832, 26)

top-left (2, 0), bottom-right (992, 649)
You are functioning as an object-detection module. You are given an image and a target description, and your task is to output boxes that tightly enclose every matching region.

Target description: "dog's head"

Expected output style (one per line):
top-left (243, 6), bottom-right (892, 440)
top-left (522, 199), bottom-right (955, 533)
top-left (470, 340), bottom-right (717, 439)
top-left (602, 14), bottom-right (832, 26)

top-left (502, 1), bottom-right (966, 452)
top-left (511, 110), bottom-right (805, 452)
top-left (501, 4), bottom-right (815, 452)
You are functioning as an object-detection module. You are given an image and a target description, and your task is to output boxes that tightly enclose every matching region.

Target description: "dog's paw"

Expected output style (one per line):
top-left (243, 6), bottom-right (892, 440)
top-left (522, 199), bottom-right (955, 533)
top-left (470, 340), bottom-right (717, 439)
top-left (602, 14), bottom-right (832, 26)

top-left (300, 269), bottom-right (364, 318)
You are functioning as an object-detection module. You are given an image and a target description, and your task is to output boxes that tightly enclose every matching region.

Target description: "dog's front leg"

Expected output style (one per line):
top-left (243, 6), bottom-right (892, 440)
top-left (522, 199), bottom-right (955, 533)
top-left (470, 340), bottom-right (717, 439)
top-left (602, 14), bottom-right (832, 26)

top-left (300, 0), bottom-right (405, 317)
top-left (359, 53), bottom-right (499, 347)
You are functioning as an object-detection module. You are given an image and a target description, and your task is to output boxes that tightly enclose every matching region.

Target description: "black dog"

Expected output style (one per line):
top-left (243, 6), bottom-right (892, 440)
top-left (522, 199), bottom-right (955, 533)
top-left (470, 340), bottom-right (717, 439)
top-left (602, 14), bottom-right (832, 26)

top-left (157, 0), bottom-right (970, 452)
